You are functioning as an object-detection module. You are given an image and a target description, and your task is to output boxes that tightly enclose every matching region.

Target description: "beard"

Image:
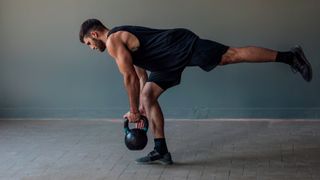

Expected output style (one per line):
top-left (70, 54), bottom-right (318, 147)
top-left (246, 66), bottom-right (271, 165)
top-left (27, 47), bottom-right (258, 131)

top-left (93, 39), bottom-right (106, 52)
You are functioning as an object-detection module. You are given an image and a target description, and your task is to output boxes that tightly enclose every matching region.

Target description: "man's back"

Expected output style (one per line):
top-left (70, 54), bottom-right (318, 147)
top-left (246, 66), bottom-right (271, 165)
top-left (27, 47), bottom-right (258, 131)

top-left (107, 25), bottom-right (199, 72)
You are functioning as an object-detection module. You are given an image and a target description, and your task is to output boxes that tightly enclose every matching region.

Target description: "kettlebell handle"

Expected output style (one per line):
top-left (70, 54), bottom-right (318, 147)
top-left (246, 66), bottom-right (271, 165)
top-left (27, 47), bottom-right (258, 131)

top-left (124, 115), bottom-right (149, 134)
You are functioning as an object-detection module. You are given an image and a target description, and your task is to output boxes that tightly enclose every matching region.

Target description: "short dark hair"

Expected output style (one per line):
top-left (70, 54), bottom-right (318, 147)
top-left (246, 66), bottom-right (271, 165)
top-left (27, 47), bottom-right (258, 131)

top-left (79, 19), bottom-right (107, 43)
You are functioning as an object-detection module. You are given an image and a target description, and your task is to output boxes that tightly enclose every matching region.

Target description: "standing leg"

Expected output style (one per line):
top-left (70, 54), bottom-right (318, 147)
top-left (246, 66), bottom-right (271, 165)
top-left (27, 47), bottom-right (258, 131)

top-left (136, 82), bottom-right (173, 165)
top-left (140, 82), bottom-right (165, 139)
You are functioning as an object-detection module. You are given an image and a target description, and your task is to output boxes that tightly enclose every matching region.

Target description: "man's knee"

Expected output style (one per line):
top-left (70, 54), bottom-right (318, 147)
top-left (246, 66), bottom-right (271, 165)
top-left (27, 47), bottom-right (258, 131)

top-left (141, 89), bottom-right (158, 108)
top-left (220, 47), bottom-right (241, 65)
top-left (140, 82), bottom-right (164, 109)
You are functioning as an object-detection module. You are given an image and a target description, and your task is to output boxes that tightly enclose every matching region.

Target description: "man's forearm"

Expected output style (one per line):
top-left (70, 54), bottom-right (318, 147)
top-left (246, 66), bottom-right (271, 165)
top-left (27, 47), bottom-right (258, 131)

top-left (123, 74), bottom-right (140, 113)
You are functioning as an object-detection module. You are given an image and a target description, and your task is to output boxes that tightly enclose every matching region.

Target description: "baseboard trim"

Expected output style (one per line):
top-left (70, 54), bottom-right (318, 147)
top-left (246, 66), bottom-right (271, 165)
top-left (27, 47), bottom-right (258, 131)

top-left (0, 107), bottom-right (319, 119)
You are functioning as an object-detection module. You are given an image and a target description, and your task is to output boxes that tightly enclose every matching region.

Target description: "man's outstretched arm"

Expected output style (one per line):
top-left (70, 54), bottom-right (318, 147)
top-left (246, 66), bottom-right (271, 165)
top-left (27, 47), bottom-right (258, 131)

top-left (107, 36), bottom-right (140, 121)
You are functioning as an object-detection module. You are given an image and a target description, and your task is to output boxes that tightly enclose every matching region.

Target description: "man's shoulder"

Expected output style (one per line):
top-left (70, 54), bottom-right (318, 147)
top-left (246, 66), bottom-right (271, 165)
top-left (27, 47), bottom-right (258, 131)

top-left (106, 30), bottom-right (132, 52)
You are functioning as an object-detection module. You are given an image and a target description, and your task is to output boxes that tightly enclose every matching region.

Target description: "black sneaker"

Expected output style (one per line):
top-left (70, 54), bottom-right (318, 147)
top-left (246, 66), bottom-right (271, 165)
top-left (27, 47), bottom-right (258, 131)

top-left (290, 45), bottom-right (313, 82)
top-left (135, 150), bottom-right (173, 165)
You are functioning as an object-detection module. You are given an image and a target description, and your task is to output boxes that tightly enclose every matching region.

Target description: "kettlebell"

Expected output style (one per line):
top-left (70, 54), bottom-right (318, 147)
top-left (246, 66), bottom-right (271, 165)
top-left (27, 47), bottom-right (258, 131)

top-left (124, 115), bottom-right (149, 150)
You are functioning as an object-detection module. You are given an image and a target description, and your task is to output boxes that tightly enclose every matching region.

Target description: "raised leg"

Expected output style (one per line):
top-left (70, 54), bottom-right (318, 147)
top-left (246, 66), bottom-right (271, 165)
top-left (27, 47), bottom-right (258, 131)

top-left (219, 46), bottom-right (277, 65)
top-left (218, 45), bottom-right (312, 82)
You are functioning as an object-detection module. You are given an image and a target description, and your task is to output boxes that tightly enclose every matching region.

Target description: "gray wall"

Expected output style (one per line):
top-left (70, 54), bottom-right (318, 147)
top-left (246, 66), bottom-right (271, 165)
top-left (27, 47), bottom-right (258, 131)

top-left (0, 0), bottom-right (319, 119)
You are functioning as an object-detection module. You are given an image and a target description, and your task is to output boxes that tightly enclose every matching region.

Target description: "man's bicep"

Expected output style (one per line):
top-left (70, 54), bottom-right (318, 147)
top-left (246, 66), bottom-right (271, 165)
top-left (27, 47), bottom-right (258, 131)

top-left (110, 42), bottom-right (135, 75)
top-left (115, 54), bottom-right (135, 75)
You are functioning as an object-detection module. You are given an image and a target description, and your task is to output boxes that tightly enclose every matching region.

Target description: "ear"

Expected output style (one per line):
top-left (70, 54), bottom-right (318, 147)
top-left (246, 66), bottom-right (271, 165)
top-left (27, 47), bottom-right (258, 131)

top-left (90, 31), bottom-right (98, 38)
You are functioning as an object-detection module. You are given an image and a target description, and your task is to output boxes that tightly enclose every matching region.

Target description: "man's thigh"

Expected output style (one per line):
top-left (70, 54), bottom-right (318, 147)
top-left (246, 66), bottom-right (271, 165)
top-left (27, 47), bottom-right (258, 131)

top-left (146, 69), bottom-right (184, 91)
top-left (188, 38), bottom-right (229, 71)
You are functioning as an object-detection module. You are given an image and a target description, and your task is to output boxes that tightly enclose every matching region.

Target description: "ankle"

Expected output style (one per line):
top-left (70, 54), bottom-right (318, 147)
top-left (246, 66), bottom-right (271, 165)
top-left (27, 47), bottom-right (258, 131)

top-left (154, 138), bottom-right (169, 155)
top-left (276, 51), bottom-right (294, 65)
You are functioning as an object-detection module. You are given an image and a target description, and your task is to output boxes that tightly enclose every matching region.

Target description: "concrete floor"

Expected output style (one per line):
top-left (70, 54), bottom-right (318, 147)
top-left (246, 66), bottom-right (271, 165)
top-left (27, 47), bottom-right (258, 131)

top-left (0, 119), bottom-right (319, 180)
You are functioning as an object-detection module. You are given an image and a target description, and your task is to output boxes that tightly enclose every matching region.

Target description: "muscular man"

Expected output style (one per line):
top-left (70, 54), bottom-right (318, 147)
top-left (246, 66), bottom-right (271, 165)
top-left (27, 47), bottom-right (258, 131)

top-left (79, 19), bottom-right (312, 165)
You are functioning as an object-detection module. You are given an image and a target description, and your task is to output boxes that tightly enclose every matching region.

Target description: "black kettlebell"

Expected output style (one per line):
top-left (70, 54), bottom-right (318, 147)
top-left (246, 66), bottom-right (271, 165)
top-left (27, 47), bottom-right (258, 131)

top-left (124, 115), bottom-right (149, 150)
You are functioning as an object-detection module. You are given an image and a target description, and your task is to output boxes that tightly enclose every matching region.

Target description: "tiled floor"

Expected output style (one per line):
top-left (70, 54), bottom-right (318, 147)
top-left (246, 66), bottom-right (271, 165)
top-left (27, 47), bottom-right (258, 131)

top-left (0, 119), bottom-right (319, 180)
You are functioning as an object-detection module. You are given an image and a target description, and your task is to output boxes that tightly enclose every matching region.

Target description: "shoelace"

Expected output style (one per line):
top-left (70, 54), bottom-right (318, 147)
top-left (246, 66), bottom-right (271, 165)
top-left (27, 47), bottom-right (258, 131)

top-left (290, 57), bottom-right (300, 74)
top-left (148, 150), bottom-right (158, 157)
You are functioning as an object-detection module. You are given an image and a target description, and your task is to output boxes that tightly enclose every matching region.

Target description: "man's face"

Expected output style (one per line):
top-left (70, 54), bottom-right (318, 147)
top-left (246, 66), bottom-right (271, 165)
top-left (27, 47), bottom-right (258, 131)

top-left (83, 36), bottom-right (106, 52)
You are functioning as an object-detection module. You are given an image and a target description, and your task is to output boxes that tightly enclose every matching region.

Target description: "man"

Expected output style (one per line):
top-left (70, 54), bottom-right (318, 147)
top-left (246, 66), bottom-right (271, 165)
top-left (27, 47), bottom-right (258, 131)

top-left (79, 19), bottom-right (312, 165)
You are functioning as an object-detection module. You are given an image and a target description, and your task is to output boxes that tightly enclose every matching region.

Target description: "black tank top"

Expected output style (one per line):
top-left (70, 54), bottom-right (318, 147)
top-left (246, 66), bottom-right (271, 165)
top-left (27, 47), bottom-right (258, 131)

top-left (107, 26), bottom-right (199, 72)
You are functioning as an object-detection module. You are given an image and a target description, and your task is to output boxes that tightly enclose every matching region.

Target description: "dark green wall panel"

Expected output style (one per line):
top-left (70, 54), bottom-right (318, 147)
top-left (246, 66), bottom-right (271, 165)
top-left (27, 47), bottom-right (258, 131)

top-left (0, 0), bottom-right (319, 119)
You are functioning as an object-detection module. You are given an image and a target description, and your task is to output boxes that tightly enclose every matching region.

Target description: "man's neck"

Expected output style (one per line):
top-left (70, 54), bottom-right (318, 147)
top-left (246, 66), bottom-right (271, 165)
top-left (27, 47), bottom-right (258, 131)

top-left (100, 29), bottom-right (110, 44)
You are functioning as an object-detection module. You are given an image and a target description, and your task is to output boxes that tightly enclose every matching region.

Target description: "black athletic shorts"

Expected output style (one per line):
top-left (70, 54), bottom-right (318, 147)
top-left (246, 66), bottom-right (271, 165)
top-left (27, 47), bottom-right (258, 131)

top-left (147, 38), bottom-right (229, 90)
